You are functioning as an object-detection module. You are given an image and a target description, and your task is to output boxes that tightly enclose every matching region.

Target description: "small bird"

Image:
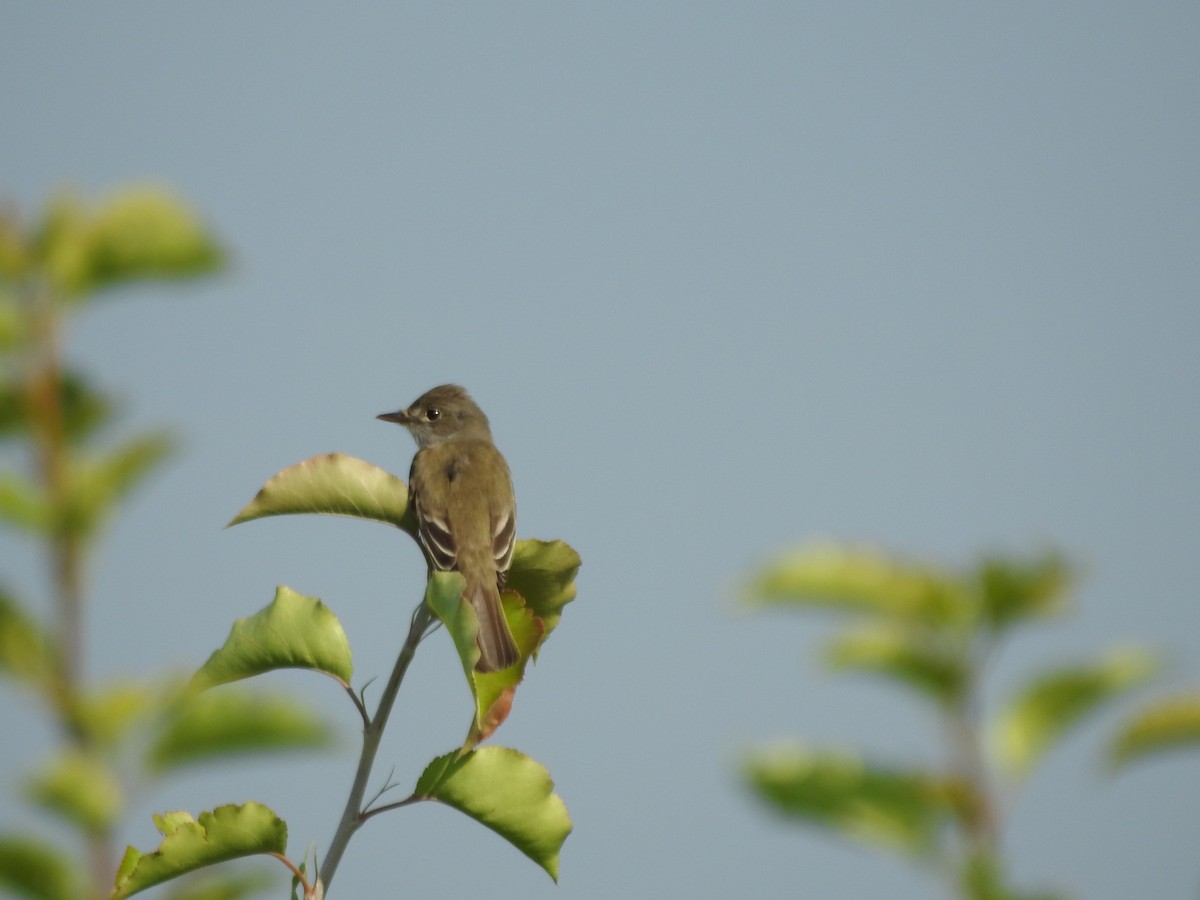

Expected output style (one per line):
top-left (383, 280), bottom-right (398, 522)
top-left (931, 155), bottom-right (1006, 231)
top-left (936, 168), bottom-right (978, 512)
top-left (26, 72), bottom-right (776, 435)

top-left (377, 385), bottom-right (520, 672)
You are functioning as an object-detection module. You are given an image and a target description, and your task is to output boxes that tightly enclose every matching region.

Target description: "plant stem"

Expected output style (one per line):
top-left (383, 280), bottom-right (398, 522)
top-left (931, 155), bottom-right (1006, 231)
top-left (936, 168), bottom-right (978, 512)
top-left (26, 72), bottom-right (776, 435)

top-left (24, 281), bottom-right (83, 704)
top-left (947, 692), bottom-right (998, 853)
top-left (23, 279), bottom-right (112, 897)
top-left (316, 602), bottom-right (434, 897)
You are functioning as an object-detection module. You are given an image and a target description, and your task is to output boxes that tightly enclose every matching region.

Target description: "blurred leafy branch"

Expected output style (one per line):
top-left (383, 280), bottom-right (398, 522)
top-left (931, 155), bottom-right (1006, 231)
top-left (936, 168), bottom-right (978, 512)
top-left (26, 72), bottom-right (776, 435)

top-left (0, 185), bottom-right (331, 900)
top-left (740, 543), bottom-right (1199, 899)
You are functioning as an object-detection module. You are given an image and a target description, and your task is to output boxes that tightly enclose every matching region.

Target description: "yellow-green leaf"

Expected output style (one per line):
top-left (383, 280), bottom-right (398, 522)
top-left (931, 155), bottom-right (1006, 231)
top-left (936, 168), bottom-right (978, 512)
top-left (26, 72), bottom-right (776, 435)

top-left (37, 192), bottom-right (92, 297)
top-left (412, 747), bottom-right (571, 881)
top-left (977, 553), bottom-right (1071, 632)
top-left (110, 803), bottom-right (287, 899)
top-left (825, 624), bottom-right (965, 705)
top-left (26, 751), bottom-right (124, 835)
top-left (0, 474), bottom-right (52, 534)
top-left (39, 185), bottom-right (222, 300)
top-left (421, 541), bottom-right (582, 739)
top-left (960, 852), bottom-right (1066, 900)
top-left (744, 544), bottom-right (971, 625)
top-left (743, 743), bottom-right (949, 856)
top-left (0, 210), bottom-right (31, 280)
top-left (1111, 690), bottom-right (1200, 769)
top-left (506, 539), bottom-right (581, 644)
top-left (0, 588), bottom-right (55, 687)
top-left (423, 573), bottom-right (541, 747)
top-left (63, 433), bottom-right (174, 537)
top-left (87, 186), bottom-right (222, 290)
top-left (227, 453), bottom-right (414, 534)
top-left (149, 688), bottom-right (331, 772)
top-left (161, 868), bottom-right (276, 900)
top-left (69, 681), bottom-right (159, 748)
top-left (0, 371), bottom-right (114, 443)
top-left (190, 586), bottom-right (353, 691)
top-left (993, 647), bottom-right (1159, 778)
top-left (0, 291), bottom-right (23, 350)
top-left (0, 836), bottom-right (82, 900)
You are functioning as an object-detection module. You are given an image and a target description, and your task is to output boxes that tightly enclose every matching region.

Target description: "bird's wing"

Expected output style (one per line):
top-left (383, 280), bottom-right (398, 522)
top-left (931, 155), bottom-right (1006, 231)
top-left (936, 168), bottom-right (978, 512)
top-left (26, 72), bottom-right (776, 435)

top-left (409, 467), bottom-right (457, 571)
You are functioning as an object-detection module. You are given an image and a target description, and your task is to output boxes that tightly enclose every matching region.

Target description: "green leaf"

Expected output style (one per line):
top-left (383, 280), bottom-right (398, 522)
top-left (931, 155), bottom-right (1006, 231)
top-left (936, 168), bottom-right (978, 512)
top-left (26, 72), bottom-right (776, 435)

top-left (424, 542), bottom-right (580, 745)
top-left (162, 868), bottom-right (276, 900)
top-left (961, 852), bottom-right (1066, 900)
top-left (0, 588), bottom-right (55, 687)
top-left (289, 855), bottom-right (309, 900)
top-left (39, 185), bottom-right (222, 300)
top-left (35, 193), bottom-right (92, 297)
top-left (423, 572), bottom-right (486, 701)
top-left (742, 744), bottom-right (949, 856)
top-left (0, 835), bottom-right (82, 900)
top-left (149, 688), bottom-right (331, 772)
top-left (111, 803), bottom-right (287, 900)
top-left (412, 747), bottom-right (572, 881)
top-left (424, 573), bottom-right (543, 747)
top-left (190, 586), bottom-right (353, 691)
top-left (0, 371), bottom-right (114, 443)
top-left (227, 453), bottom-right (414, 535)
top-left (63, 433), bottom-right (174, 536)
top-left (0, 473), bottom-right (52, 534)
top-left (69, 681), bottom-right (158, 748)
top-left (85, 186), bottom-right (223, 292)
top-left (1110, 691), bottom-right (1200, 769)
top-left (506, 539), bottom-right (581, 644)
top-left (825, 624), bottom-right (965, 705)
top-left (26, 751), bottom-right (124, 835)
top-left (0, 210), bottom-right (32, 281)
top-left (0, 380), bottom-right (24, 437)
top-left (744, 544), bottom-right (971, 625)
top-left (977, 553), bottom-right (1071, 632)
top-left (994, 647), bottom-right (1159, 778)
top-left (60, 372), bottom-right (117, 442)
top-left (0, 291), bottom-right (23, 350)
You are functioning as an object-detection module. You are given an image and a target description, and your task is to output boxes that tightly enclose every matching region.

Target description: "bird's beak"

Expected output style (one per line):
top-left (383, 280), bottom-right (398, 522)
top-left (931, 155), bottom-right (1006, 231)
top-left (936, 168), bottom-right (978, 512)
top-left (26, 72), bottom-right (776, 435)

top-left (376, 409), bottom-right (412, 424)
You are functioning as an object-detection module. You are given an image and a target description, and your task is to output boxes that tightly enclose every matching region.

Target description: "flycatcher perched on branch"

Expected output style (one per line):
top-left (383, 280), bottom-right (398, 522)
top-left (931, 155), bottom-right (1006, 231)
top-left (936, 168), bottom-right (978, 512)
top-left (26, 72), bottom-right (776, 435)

top-left (377, 385), bottom-right (520, 672)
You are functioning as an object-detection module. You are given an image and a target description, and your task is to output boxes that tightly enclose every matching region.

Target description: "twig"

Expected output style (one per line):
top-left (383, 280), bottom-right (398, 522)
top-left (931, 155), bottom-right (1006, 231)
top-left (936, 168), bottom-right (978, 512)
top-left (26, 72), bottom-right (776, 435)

top-left (316, 601), bottom-right (435, 895)
top-left (361, 793), bottom-right (423, 821)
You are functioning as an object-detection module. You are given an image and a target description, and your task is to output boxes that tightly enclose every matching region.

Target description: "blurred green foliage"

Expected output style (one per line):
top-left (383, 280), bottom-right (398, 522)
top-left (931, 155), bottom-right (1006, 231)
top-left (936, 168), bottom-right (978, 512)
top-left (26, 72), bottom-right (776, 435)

top-left (741, 543), bottom-right (1168, 900)
top-left (1111, 689), bottom-right (1200, 767)
top-left (0, 185), bottom-right (327, 900)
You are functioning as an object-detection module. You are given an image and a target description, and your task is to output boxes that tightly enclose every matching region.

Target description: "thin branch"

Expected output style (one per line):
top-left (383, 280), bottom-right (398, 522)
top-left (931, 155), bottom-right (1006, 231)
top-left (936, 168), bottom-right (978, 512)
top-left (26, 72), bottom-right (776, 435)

top-left (945, 636), bottom-right (1000, 856)
top-left (361, 793), bottom-right (424, 821)
top-left (316, 600), bottom-right (435, 895)
top-left (344, 683), bottom-right (370, 729)
top-left (268, 851), bottom-right (309, 889)
top-left (361, 765), bottom-right (400, 812)
top-left (23, 279), bottom-right (82, 719)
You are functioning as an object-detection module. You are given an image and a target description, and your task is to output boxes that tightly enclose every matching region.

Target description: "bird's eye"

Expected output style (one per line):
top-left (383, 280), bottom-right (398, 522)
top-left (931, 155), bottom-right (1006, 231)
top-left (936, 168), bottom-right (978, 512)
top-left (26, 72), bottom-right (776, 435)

top-left (426, 408), bottom-right (441, 421)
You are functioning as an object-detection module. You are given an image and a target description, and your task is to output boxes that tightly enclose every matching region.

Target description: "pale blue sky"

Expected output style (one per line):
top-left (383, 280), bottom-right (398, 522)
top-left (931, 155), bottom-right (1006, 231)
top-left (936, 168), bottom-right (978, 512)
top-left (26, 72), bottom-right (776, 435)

top-left (3, 4), bottom-right (1198, 898)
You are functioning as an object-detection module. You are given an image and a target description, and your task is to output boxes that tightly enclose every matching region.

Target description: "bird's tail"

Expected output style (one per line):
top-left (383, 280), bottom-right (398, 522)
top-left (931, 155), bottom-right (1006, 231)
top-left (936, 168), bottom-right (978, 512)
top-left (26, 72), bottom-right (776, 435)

top-left (468, 580), bottom-right (520, 672)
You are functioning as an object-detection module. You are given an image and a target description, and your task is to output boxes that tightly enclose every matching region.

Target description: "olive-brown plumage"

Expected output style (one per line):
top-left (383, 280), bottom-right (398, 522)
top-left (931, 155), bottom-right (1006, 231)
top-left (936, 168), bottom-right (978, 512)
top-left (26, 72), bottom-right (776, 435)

top-left (377, 385), bottom-right (519, 672)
